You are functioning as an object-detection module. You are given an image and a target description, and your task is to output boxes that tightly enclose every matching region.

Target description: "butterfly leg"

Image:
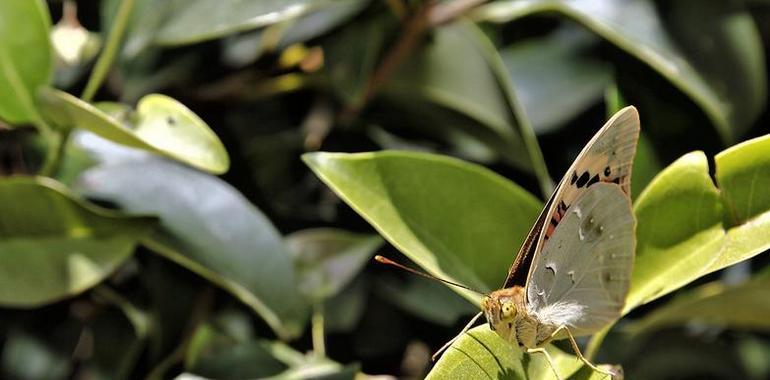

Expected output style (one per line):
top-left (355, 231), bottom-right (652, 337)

top-left (525, 347), bottom-right (563, 380)
top-left (545, 325), bottom-right (618, 379)
top-left (431, 311), bottom-right (483, 361)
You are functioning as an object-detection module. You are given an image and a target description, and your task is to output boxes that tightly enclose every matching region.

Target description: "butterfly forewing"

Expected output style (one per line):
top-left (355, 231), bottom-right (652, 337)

top-left (503, 106), bottom-right (640, 289)
top-left (526, 183), bottom-right (635, 336)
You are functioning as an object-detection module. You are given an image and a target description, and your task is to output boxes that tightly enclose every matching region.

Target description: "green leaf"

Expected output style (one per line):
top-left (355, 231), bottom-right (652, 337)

top-left (303, 151), bottom-right (542, 304)
top-left (709, 134), bottom-right (770, 272)
top-left (626, 152), bottom-right (724, 312)
top-left (627, 133), bottom-right (770, 312)
top-left (286, 228), bottom-right (382, 301)
top-left (628, 273), bottom-right (770, 335)
top-left (0, 0), bottom-right (52, 125)
top-left (716, 134), bottom-right (770, 225)
top-left (0, 177), bottom-right (154, 307)
top-left (385, 21), bottom-right (547, 179)
top-left (77, 158), bottom-right (307, 339)
top-left (427, 325), bottom-right (609, 379)
top-left (37, 88), bottom-right (230, 174)
top-left (474, 0), bottom-right (766, 140)
top-left (501, 26), bottom-right (611, 134)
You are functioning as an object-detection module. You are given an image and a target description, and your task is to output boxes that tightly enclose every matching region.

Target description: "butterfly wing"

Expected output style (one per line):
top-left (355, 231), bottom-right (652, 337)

top-left (526, 183), bottom-right (634, 335)
top-left (503, 106), bottom-right (640, 289)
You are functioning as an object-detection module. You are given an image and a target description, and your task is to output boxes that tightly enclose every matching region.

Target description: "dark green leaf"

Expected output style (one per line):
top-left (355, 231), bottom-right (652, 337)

top-left (501, 26), bottom-right (611, 134)
top-left (385, 21), bottom-right (545, 175)
top-left (286, 228), bottom-right (382, 301)
top-left (475, 0), bottom-right (766, 140)
top-left (77, 159), bottom-right (307, 339)
top-left (376, 276), bottom-right (476, 327)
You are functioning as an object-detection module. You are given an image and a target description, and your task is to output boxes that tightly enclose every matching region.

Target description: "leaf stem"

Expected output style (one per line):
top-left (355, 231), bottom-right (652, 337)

top-left (39, 128), bottom-right (70, 177)
top-left (81, 0), bottom-right (135, 102)
top-left (311, 301), bottom-right (326, 357)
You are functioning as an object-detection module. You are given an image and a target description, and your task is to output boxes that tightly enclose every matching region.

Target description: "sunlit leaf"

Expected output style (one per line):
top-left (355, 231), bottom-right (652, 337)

top-left (37, 88), bottom-right (230, 174)
top-left (0, 0), bottom-right (52, 124)
top-left (427, 325), bottom-right (610, 379)
top-left (303, 150), bottom-right (542, 304)
top-left (627, 133), bottom-right (770, 312)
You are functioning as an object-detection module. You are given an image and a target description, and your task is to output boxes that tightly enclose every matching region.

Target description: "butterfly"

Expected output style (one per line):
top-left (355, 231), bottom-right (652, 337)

top-left (378, 106), bottom-right (640, 379)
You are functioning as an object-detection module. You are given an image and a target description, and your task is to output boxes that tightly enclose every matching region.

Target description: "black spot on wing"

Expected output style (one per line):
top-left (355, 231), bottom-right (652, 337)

top-left (587, 174), bottom-right (600, 187)
top-left (612, 177), bottom-right (621, 184)
top-left (571, 171), bottom-right (578, 185)
top-left (576, 172), bottom-right (590, 187)
top-left (604, 166), bottom-right (611, 176)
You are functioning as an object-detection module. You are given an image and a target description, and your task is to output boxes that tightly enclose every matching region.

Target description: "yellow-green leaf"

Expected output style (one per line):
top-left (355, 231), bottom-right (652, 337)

top-left (37, 88), bottom-right (229, 174)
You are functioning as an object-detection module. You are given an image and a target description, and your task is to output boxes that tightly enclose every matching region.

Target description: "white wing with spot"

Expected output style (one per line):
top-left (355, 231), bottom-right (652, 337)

top-left (526, 183), bottom-right (635, 336)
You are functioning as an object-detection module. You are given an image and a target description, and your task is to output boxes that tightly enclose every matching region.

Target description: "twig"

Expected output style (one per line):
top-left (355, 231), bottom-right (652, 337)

top-left (311, 302), bottom-right (326, 357)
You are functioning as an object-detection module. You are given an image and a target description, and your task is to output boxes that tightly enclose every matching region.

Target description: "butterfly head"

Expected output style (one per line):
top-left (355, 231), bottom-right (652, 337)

top-left (481, 287), bottom-right (526, 341)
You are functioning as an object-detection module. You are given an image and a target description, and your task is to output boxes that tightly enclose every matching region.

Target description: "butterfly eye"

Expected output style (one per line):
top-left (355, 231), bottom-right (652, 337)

top-left (501, 302), bottom-right (516, 319)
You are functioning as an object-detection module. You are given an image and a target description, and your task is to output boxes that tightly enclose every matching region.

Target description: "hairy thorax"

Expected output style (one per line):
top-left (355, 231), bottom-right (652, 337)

top-left (481, 286), bottom-right (557, 349)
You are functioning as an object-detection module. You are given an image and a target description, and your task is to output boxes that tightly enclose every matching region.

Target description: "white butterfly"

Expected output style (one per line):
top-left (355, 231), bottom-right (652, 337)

top-left (437, 106), bottom-right (640, 379)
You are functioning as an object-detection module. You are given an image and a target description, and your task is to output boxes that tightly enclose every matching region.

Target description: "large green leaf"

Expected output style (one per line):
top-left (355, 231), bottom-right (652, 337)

top-left (626, 152), bottom-right (724, 311)
top-left (77, 159), bottom-right (307, 339)
top-left (627, 134), bottom-right (770, 312)
top-left (303, 151), bottom-right (542, 304)
top-left (709, 134), bottom-right (770, 272)
top-left (0, 0), bottom-right (52, 124)
top-left (286, 228), bottom-right (382, 301)
top-left (0, 177), bottom-right (154, 307)
top-left (385, 21), bottom-right (547, 179)
top-left (427, 325), bottom-right (609, 379)
top-left (474, 0), bottom-right (766, 140)
top-left (37, 88), bottom-right (230, 174)
top-left (628, 272), bottom-right (770, 335)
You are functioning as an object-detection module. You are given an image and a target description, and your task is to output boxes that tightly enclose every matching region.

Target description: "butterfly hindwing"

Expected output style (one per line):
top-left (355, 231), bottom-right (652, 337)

top-left (526, 183), bottom-right (635, 336)
top-left (503, 106), bottom-right (640, 289)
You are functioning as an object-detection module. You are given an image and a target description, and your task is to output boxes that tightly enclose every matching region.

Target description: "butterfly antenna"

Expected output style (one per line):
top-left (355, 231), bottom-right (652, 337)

top-left (374, 255), bottom-right (483, 295)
